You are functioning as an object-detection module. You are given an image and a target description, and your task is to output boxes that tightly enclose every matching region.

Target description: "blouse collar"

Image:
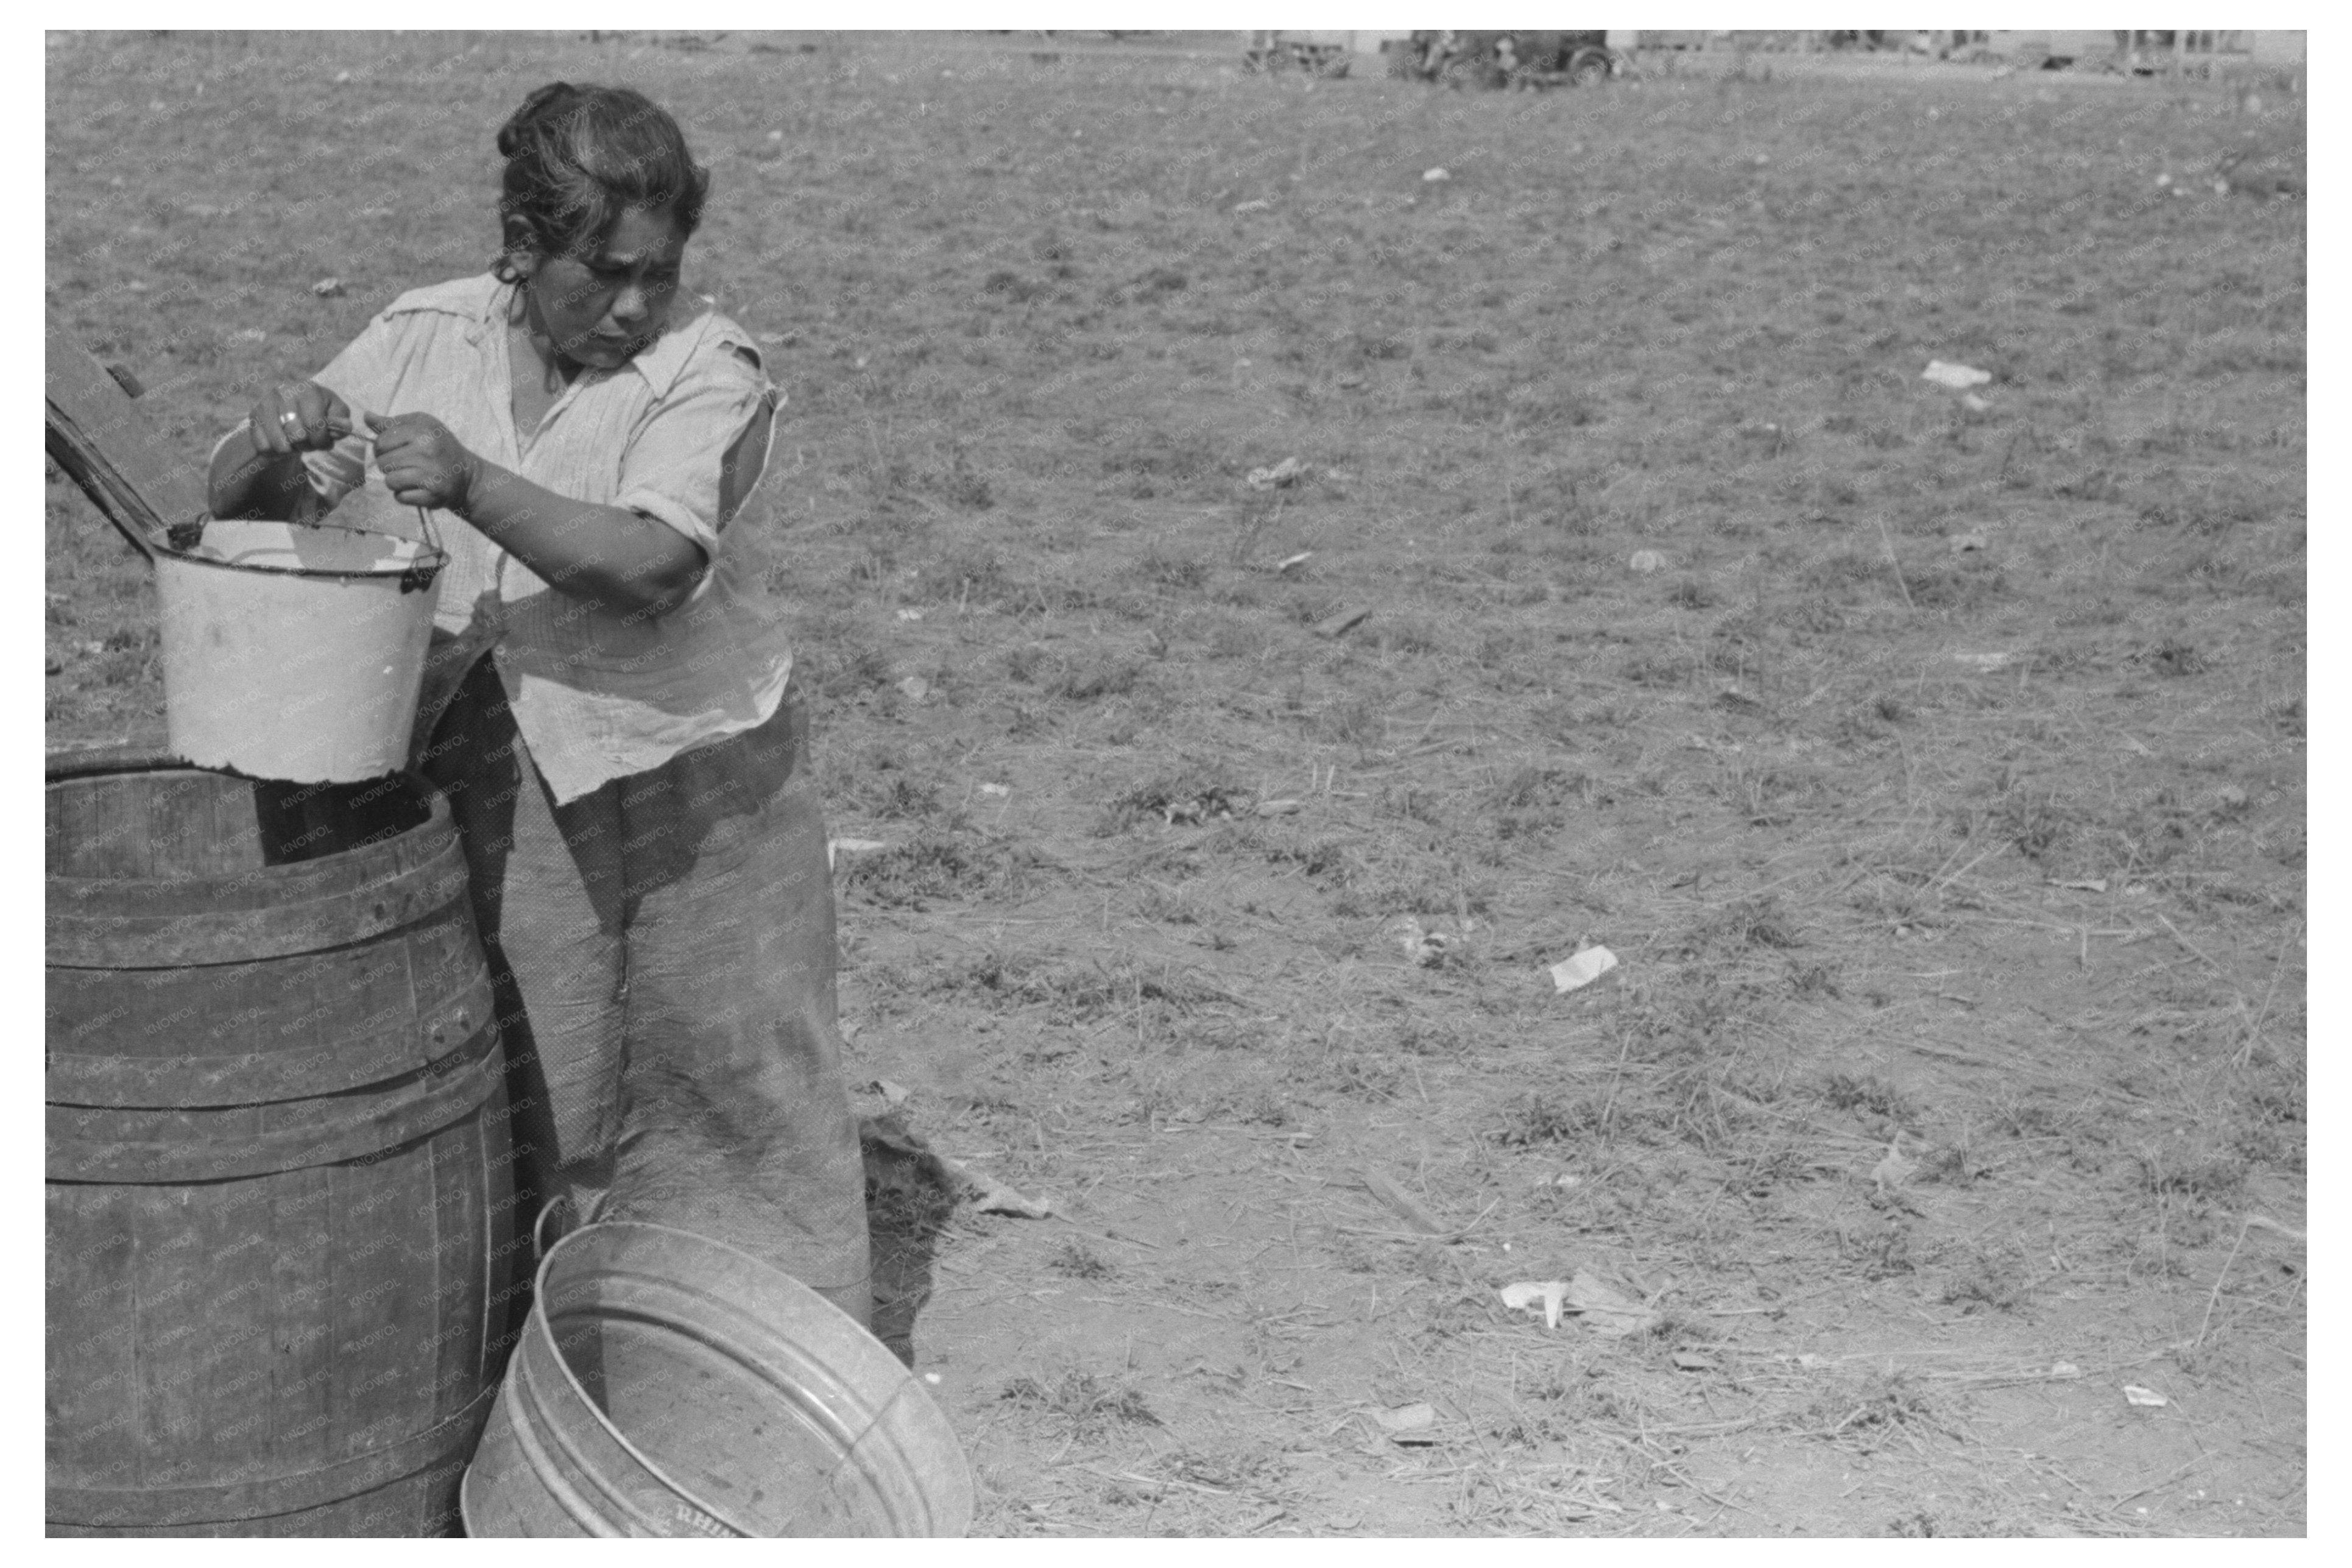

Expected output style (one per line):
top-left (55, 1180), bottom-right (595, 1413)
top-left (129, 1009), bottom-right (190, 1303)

top-left (476, 276), bottom-right (705, 403)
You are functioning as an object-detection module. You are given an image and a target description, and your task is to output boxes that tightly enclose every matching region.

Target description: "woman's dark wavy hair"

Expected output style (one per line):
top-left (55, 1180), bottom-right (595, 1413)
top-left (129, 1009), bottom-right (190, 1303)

top-left (492, 82), bottom-right (710, 279)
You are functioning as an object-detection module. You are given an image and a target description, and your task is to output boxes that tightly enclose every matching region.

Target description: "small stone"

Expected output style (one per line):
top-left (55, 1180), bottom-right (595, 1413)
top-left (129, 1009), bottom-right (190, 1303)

top-left (1628, 549), bottom-right (1666, 574)
top-left (1373, 1401), bottom-right (1430, 1438)
top-left (1246, 456), bottom-right (1308, 490)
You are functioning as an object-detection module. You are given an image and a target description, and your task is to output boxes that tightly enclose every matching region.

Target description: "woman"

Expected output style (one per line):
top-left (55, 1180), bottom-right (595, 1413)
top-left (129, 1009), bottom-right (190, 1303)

top-left (208, 82), bottom-right (872, 1329)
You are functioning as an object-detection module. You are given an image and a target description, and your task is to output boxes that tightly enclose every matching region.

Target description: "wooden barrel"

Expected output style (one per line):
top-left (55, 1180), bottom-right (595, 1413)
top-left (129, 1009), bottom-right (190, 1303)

top-left (45, 754), bottom-right (524, 1536)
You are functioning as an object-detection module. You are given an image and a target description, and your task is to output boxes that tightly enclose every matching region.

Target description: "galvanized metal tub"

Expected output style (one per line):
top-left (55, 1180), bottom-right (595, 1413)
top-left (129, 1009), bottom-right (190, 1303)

top-left (461, 1221), bottom-right (970, 1538)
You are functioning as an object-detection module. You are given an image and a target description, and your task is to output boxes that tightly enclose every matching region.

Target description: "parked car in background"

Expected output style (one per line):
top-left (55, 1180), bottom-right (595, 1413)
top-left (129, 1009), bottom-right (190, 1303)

top-left (1386, 30), bottom-right (1627, 90)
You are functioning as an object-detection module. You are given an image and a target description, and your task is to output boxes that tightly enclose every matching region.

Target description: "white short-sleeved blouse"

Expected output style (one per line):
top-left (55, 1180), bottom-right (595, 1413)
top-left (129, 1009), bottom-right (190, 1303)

top-left (224, 273), bottom-right (792, 804)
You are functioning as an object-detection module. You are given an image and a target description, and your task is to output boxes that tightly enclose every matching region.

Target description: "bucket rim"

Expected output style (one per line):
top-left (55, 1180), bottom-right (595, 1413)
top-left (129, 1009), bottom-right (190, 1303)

top-left (42, 746), bottom-right (197, 783)
top-left (521, 1223), bottom-right (748, 1536)
top-left (520, 1218), bottom-right (965, 1537)
top-left (159, 516), bottom-right (448, 585)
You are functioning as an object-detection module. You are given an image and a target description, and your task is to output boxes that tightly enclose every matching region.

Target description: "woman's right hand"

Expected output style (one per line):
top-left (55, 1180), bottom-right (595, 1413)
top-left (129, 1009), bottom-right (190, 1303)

top-left (245, 381), bottom-right (357, 456)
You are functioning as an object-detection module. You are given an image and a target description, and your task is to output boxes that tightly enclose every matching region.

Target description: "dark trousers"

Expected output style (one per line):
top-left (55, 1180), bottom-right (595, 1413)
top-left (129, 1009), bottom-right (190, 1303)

top-left (420, 653), bottom-right (871, 1327)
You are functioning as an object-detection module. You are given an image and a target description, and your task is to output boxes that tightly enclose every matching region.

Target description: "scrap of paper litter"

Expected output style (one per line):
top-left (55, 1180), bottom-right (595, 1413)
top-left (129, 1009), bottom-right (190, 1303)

top-left (1550, 947), bottom-right (1619, 992)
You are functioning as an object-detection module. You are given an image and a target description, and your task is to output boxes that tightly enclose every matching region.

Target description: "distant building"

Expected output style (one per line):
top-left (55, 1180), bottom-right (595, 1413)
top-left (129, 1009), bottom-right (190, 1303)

top-left (1986, 30), bottom-right (2124, 67)
top-left (1242, 29), bottom-right (2304, 71)
top-left (1988, 30), bottom-right (2303, 71)
top-left (1248, 29), bottom-right (1408, 54)
top-left (2250, 30), bottom-right (2304, 64)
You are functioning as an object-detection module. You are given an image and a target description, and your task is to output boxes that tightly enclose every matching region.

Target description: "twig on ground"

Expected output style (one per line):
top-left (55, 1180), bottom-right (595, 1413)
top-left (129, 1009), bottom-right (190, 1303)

top-left (1875, 515), bottom-right (1916, 610)
top-left (1602, 1429), bottom-right (1756, 1518)
top-left (2154, 912), bottom-right (2233, 987)
top-left (1928, 841), bottom-right (2003, 897)
top-left (2232, 928), bottom-right (2297, 1069)
top-left (1361, 1168), bottom-right (1447, 1234)
top-left (2190, 1217), bottom-right (2252, 1351)
top-left (1902, 1039), bottom-right (2014, 1073)
top-left (2108, 1453), bottom-right (2204, 1513)
top-left (1436, 1391), bottom-right (1501, 1464)
top-left (1051, 1213), bottom-right (1162, 1250)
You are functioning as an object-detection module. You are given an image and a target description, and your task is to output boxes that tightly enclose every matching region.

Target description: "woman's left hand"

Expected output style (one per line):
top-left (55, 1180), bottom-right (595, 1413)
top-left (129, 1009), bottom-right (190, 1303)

top-left (372, 414), bottom-right (482, 513)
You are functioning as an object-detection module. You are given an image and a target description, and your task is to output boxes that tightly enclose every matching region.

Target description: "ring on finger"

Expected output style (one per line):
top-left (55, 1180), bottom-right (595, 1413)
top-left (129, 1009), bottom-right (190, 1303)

top-left (278, 410), bottom-right (303, 433)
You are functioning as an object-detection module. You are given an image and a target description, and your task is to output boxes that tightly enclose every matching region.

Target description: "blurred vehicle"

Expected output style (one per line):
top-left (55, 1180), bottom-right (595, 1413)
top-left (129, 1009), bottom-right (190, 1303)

top-left (1386, 30), bottom-right (1627, 89)
top-left (1243, 30), bottom-right (1355, 77)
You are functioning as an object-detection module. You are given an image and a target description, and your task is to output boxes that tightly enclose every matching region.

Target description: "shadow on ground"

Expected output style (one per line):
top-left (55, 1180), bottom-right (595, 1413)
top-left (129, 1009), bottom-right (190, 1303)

top-left (861, 1115), bottom-right (961, 1367)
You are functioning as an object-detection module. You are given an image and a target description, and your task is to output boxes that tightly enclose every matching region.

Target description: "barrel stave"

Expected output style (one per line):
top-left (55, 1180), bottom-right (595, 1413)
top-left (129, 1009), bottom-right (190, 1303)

top-left (46, 903), bottom-right (487, 1106)
top-left (46, 761), bottom-right (518, 1537)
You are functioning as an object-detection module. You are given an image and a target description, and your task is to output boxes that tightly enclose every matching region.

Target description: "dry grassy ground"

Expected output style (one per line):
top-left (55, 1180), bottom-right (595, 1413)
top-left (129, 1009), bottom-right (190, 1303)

top-left (46, 31), bottom-right (2306, 1538)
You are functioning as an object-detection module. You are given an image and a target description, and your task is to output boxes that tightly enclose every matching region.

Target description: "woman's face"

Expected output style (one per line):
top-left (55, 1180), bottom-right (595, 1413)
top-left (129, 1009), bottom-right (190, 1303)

top-left (519, 203), bottom-right (689, 373)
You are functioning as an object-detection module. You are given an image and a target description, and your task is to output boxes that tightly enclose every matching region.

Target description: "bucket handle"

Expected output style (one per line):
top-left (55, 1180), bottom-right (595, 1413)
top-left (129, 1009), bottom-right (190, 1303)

top-left (532, 1193), bottom-right (576, 1259)
top-left (400, 507), bottom-right (445, 595)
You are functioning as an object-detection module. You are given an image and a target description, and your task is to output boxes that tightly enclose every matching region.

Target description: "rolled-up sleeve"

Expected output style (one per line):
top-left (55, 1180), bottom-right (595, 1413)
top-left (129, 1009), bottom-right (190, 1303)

top-left (615, 345), bottom-right (778, 601)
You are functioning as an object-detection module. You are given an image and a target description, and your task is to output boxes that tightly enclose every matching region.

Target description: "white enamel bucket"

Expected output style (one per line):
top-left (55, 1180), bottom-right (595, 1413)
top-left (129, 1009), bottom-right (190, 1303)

top-left (154, 517), bottom-right (447, 784)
